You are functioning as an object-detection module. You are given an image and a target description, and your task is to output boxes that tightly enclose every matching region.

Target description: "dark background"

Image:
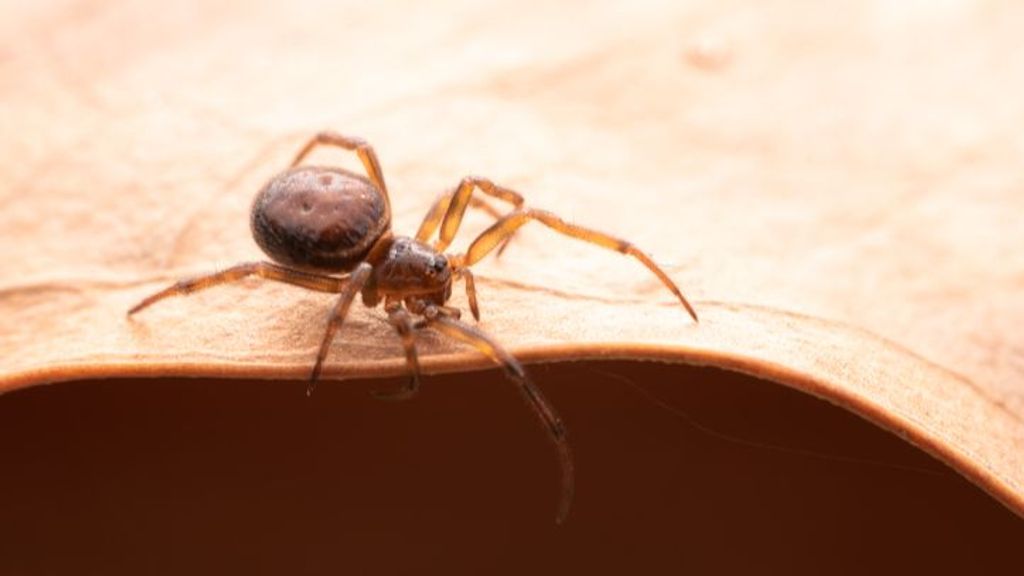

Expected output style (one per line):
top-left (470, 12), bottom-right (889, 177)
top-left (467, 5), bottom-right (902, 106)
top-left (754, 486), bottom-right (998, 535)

top-left (1, 362), bottom-right (1020, 575)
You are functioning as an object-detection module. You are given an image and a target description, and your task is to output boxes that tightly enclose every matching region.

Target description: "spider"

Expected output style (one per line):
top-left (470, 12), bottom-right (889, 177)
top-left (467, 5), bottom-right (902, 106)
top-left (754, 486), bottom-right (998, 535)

top-left (128, 131), bottom-right (699, 523)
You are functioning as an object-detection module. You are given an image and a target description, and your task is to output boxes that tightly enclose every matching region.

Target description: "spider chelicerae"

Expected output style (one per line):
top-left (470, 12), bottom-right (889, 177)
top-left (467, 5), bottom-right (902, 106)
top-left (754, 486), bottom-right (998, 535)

top-left (128, 131), bottom-right (699, 523)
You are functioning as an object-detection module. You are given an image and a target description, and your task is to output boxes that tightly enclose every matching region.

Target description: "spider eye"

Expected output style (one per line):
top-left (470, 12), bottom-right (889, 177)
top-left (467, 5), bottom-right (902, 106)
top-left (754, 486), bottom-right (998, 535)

top-left (429, 257), bottom-right (448, 276)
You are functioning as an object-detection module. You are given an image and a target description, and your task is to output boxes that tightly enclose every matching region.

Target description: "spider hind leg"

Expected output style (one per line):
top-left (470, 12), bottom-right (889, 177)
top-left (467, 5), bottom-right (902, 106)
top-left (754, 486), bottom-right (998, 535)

top-left (127, 261), bottom-right (349, 316)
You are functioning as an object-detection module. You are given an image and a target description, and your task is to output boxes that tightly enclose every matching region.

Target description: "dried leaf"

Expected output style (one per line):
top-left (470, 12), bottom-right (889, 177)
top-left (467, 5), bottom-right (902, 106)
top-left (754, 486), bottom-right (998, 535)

top-left (1, 1), bottom-right (1022, 518)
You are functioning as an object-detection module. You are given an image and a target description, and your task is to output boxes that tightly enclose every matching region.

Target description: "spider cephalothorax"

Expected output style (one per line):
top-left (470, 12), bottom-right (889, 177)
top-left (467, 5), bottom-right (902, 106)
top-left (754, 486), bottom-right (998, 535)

top-left (129, 131), bottom-right (698, 523)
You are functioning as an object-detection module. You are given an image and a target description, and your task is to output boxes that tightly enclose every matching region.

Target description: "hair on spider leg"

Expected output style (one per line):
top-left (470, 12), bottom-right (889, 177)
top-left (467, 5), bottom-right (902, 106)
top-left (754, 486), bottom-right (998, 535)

top-left (582, 365), bottom-right (948, 478)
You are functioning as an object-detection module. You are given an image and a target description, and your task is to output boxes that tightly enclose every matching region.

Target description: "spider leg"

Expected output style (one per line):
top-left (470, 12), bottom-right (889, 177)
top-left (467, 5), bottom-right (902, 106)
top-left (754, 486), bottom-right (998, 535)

top-left (434, 305), bottom-right (463, 319)
top-left (416, 192), bottom-right (502, 241)
top-left (428, 177), bottom-right (525, 253)
top-left (128, 261), bottom-right (348, 316)
top-left (417, 305), bottom-right (574, 524)
top-left (417, 179), bottom-right (520, 239)
top-left (290, 131), bottom-right (390, 206)
top-left (456, 267), bottom-right (480, 321)
top-left (457, 208), bottom-right (699, 322)
top-left (370, 301), bottom-right (422, 401)
top-left (308, 263), bottom-right (374, 395)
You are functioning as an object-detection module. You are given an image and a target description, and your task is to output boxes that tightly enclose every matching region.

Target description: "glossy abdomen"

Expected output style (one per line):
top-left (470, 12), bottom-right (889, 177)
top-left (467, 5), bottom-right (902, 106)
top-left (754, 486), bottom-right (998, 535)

top-left (251, 166), bottom-right (390, 271)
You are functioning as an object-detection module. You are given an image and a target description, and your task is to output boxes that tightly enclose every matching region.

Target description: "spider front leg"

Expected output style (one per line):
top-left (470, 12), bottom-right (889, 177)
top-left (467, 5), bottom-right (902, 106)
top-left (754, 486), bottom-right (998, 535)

top-left (456, 267), bottom-right (480, 321)
top-left (424, 176), bottom-right (525, 253)
top-left (412, 302), bottom-right (574, 524)
top-left (416, 190), bottom-right (519, 257)
top-left (456, 208), bottom-right (699, 322)
top-left (370, 300), bottom-right (423, 401)
top-left (308, 263), bottom-right (374, 395)
top-left (416, 190), bottom-right (505, 242)
top-left (128, 261), bottom-right (348, 316)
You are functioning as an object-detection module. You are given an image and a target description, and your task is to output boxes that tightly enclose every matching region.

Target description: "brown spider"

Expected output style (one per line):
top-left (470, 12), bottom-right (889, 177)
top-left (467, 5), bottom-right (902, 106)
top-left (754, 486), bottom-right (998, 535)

top-left (128, 131), bottom-right (698, 523)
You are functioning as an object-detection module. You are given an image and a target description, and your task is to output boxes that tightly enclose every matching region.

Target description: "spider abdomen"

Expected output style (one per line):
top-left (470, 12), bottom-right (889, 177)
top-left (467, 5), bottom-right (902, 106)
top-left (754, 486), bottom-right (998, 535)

top-left (251, 165), bottom-right (390, 271)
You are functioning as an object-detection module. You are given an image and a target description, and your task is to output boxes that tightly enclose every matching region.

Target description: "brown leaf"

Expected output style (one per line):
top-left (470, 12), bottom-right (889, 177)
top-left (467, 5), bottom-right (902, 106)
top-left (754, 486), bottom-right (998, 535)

top-left (1, 0), bottom-right (1022, 519)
